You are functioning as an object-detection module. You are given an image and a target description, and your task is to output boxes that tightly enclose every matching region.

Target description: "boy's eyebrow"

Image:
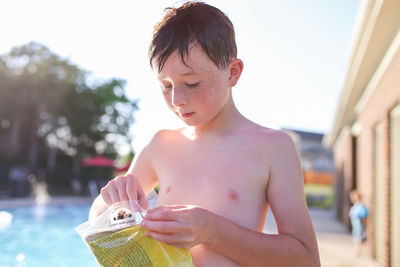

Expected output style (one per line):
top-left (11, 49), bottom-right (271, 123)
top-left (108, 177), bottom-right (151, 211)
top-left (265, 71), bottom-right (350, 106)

top-left (181, 70), bottom-right (197, 76)
top-left (158, 70), bottom-right (199, 79)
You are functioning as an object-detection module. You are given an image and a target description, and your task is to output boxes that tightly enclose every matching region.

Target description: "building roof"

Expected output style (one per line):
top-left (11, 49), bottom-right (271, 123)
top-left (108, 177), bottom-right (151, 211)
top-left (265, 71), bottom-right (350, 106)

top-left (282, 128), bottom-right (324, 142)
top-left (324, 0), bottom-right (400, 147)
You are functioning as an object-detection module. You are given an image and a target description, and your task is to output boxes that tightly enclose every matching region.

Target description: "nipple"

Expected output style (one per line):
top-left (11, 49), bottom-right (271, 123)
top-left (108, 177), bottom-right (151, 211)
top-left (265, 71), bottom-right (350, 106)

top-left (227, 189), bottom-right (239, 201)
top-left (166, 185), bottom-right (172, 194)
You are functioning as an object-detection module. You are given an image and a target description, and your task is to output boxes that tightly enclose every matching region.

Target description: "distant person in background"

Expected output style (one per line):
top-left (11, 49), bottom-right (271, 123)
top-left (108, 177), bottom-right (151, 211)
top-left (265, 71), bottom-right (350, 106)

top-left (27, 169), bottom-right (50, 206)
top-left (349, 190), bottom-right (368, 256)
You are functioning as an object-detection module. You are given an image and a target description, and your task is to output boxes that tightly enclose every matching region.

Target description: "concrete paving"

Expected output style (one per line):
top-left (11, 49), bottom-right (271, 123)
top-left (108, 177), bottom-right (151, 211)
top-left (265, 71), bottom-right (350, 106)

top-left (311, 209), bottom-right (377, 267)
top-left (264, 208), bottom-right (377, 267)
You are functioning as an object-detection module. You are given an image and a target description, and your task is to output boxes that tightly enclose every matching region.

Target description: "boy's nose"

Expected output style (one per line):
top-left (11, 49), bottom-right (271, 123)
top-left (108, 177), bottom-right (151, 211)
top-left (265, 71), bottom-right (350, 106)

top-left (172, 88), bottom-right (187, 107)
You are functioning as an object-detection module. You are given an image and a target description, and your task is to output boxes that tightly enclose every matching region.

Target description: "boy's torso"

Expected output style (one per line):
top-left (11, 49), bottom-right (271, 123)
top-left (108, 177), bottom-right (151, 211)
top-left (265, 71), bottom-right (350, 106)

top-left (150, 125), bottom-right (274, 266)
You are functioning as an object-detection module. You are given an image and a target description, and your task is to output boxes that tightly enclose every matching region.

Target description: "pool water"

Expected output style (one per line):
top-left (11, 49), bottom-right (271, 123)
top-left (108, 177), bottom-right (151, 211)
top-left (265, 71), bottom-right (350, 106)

top-left (0, 203), bottom-right (97, 267)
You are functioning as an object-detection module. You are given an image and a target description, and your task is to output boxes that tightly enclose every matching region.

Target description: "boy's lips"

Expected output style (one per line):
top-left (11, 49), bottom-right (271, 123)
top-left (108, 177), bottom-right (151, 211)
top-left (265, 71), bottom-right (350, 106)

top-left (181, 112), bottom-right (195, 118)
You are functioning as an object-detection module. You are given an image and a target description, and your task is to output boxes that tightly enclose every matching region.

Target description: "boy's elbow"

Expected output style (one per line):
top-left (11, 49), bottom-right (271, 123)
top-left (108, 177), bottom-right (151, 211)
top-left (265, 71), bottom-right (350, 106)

top-left (292, 235), bottom-right (320, 267)
top-left (304, 243), bottom-right (321, 267)
top-left (310, 253), bottom-right (321, 267)
top-left (292, 246), bottom-right (320, 267)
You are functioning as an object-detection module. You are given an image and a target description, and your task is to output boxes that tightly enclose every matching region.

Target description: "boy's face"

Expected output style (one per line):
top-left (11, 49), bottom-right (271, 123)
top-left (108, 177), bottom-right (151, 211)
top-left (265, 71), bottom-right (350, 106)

top-left (156, 44), bottom-right (232, 126)
top-left (350, 192), bottom-right (360, 204)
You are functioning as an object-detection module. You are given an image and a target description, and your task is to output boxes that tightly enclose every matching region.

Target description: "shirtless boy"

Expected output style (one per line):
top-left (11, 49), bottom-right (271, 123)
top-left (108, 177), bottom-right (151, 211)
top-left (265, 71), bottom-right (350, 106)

top-left (90, 2), bottom-right (320, 266)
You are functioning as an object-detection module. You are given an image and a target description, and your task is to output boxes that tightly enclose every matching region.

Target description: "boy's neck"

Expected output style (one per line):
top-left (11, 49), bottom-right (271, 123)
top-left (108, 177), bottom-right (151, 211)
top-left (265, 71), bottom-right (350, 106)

top-left (184, 94), bottom-right (246, 139)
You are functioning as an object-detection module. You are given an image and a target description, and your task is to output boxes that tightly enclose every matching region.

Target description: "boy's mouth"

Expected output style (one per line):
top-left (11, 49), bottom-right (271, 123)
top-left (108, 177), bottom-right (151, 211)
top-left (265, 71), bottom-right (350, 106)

top-left (181, 112), bottom-right (195, 118)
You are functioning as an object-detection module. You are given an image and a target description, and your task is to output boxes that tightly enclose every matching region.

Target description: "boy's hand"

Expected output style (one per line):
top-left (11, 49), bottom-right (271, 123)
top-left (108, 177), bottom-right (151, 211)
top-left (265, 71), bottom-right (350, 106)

top-left (141, 205), bottom-right (213, 249)
top-left (100, 174), bottom-right (147, 208)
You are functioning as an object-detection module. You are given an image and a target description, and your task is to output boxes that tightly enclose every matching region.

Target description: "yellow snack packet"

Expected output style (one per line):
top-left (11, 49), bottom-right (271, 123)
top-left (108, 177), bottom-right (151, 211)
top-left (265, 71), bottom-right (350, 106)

top-left (76, 192), bottom-right (193, 267)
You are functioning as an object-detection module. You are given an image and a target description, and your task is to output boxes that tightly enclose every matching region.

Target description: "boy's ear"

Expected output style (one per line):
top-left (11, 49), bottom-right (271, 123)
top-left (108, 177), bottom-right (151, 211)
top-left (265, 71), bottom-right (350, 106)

top-left (228, 59), bottom-right (244, 87)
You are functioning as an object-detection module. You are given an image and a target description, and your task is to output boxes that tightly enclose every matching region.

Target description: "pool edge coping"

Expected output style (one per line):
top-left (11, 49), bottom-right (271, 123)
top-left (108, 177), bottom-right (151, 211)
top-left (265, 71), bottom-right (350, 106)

top-left (0, 196), bottom-right (93, 209)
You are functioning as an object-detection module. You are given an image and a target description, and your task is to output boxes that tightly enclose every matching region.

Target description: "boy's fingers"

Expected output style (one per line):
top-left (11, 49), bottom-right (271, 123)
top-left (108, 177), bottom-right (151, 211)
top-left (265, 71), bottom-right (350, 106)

top-left (100, 190), bottom-right (112, 205)
top-left (113, 176), bottom-right (128, 201)
top-left (166, 205), bottom-right (188, 210)
top-left (145, 209), bottom-right (176, 221)
top-left (146, 232), bottom-right (191, 248)
top-left (139, 197), bottom-right (149, 210)
top-left (137, 185), bottom-right (149, 209)
top-left (142, 220), bottom-right (179, 233)
top-left (146, 206), bottom-right (167, 214)
top-left (146, 231), bottom-right (177, 244)
top-left (137, 185), bottom-right (146, 201)
top-left (168, 242), bottom-right (190, 249)
top-left (125, 176), bottom-right (138, 201)
top-left (147, 205), bottom-right (187, 214)
top-left (109, 187), bottom-right (120, 203)
top-left (117, 189), bottom-right (129, 202)
top-left (100, 187), bottom-right (112, 205)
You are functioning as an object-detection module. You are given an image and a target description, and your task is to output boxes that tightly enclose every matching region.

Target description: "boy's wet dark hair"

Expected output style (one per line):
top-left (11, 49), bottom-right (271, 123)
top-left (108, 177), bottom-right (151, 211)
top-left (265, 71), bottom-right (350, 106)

top-left (149, 1), bottom-right (237, 72)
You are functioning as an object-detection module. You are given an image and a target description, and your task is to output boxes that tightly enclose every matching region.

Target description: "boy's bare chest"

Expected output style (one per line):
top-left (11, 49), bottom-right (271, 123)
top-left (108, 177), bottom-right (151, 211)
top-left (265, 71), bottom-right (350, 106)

top-left (153, 137), bottom-right (270, 226)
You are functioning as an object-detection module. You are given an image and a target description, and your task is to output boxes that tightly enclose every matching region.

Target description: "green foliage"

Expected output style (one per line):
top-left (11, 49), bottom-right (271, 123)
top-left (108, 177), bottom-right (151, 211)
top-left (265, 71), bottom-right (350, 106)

top-left (304, 184), bottom-right (334, 209)
top-left (154, 183), bottom-right (159, 194)
top-left (0, 41), bottom-right (137, 167)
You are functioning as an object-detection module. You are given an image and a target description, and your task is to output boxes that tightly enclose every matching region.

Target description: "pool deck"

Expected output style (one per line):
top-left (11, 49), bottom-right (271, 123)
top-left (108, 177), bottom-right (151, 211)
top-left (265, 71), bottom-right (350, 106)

top-left (0, 196), bottom-right (93, 209)
top-left (265, 208), bottom-right (377, 267)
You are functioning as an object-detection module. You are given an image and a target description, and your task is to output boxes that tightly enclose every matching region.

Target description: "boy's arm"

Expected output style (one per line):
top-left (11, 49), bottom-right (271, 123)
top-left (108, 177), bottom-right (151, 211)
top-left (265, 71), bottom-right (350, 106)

top-left (142, 131), bottom-right (320, 266)
top-left (205, 132), bottom-right (319, 266)
top-left (89, 132), bottom-right (160, 218)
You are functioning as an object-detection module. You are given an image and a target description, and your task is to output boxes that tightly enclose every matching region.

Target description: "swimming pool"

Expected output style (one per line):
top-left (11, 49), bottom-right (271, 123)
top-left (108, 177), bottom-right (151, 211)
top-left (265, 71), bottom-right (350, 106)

top-left (0, 202), bottom-right (97, 267)
top-left (0, 199), bottom-right (279, 267)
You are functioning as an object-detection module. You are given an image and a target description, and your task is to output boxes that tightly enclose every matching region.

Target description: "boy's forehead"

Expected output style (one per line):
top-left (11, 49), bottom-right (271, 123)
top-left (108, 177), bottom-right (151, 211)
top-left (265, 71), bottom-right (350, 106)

top-left (156, 44), bottom-right (215, 79)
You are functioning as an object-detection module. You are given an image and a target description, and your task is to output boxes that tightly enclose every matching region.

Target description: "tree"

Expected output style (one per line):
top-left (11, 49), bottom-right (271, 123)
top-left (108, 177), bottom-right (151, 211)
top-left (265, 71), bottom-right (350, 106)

top-left (0, 42), bottom-right (137, 184)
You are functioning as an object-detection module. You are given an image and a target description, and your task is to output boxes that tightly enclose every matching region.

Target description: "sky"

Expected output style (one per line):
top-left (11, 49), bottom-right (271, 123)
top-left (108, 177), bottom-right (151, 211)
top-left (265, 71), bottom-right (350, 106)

top-left (0, 0), bottom-right (361, 153)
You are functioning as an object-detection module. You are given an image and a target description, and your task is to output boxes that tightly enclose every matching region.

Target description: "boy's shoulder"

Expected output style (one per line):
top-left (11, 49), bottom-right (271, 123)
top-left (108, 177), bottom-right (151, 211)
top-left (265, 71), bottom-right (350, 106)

top-left (246, 122), bottom-right (293, 142)
top-left (142, 128), bottom-right (185, 154)
top-left (230, 121), bottom-right (300, 169)
top-left (147, 128), bottom-right (185, 145)
top-left (245, 124), bottom-right (297, 159)
top-left (231, 119), bottom-right (295, 147)
top-left (148, 124), bottom-right (295, 152)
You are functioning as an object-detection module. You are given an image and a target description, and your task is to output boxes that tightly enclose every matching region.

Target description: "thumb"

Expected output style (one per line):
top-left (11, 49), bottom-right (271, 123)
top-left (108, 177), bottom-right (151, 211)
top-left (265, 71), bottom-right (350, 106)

top-left (138, 186), bottom-right (149, 210)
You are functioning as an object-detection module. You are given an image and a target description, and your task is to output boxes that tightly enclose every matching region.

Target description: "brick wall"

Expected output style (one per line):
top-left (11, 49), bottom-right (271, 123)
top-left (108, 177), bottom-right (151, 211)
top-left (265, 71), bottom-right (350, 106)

top-left (331, 38), bottom-right (400, 267)
top-left (332, 128), bottom-right (354, 227)
top-left (355, 46), bottom-right (400, 267)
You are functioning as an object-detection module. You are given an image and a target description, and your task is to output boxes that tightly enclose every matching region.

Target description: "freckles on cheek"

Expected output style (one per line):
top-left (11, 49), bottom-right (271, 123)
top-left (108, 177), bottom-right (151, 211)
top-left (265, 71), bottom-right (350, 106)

top-left (208, 75), bottom-right (228, 99)
top-left (196, 81), bottom-right (216, 102)
top-left (194, 90), bottom-right (208, 105)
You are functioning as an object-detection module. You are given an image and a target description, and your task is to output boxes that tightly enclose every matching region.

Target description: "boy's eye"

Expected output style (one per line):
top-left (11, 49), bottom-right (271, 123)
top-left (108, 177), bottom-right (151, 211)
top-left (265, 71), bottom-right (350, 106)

top-left (185, 82), bottom-right (199, 88)
top-left (161, 84), bottom-right (172, 92)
